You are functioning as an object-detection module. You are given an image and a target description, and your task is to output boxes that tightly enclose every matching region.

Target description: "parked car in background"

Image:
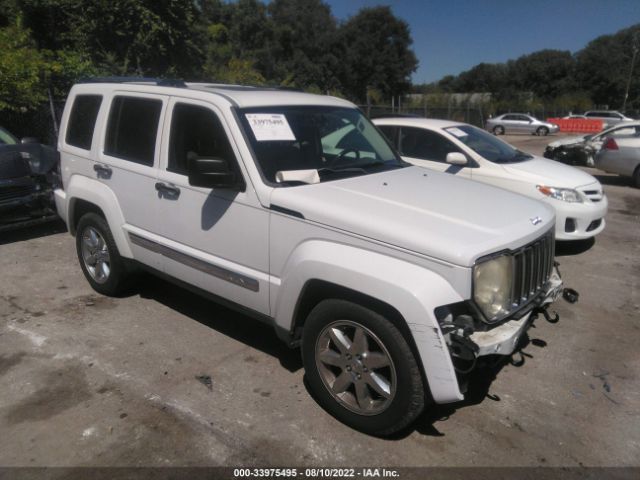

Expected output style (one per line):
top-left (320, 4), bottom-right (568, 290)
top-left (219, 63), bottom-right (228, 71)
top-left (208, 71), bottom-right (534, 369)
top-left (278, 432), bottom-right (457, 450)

top-left (562, 114), bottom-right (587, 120)
top-left (544, 121), bottom-right (640, 167)
top-left (594, 123), bottom-right (640, 187)
top-left (485, 114), bottom-right (559, 136)
top-left (374, 117), bottom-right (607, 241)
top-left (0, 126), bottom-right (59, 231)
top-left (584, 110), bottom-right (634, 129)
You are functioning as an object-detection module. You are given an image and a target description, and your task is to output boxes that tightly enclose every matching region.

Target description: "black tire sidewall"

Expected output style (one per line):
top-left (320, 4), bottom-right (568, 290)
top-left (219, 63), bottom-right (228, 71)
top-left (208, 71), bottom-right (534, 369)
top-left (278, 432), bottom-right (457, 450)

top-left (493, 126), bottom-right (504, 135)
top-left (537, 127), bottom-right (549, 136)
top-left (75, 213), bottom-right (128, 296)
top-left (302, 299), bottom-right (424, 436)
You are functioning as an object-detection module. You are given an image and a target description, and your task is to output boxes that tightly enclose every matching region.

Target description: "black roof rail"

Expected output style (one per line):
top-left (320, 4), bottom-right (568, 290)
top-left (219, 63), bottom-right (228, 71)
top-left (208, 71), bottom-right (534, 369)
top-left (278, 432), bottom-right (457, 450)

top-left (77, 76), bottom-right (187, 88)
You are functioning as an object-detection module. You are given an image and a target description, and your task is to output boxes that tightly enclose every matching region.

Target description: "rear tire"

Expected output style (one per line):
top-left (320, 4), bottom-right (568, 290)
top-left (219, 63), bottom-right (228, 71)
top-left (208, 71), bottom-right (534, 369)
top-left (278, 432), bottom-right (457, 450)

top-left (633, 166), bottom-right (640, 189)
top-left (76, 213), bottom-right (130, 296)
top-left (302, 299), bottom-right (425, 436)
top-left (537, 126), bottom-right (549, 136)
top-left (493, 125), bottom-right (504, 135)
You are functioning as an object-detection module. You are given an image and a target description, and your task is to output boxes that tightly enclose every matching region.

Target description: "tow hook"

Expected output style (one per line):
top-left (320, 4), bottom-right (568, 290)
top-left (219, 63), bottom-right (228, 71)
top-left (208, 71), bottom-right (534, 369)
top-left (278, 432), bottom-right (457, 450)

top-left (562, 288), bottom-right (579, 304)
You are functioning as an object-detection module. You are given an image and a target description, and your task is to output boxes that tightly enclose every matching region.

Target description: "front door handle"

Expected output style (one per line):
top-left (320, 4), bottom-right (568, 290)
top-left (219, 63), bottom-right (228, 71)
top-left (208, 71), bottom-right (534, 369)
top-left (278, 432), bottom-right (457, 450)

top-left (155, 182), bottom-right (181, 199)
top-left (93, 164), bottom-right (112, 179)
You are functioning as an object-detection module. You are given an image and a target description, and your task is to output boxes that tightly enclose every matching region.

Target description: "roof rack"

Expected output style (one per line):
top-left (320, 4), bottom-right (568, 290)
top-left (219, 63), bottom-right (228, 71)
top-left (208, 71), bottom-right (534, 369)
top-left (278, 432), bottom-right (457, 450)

top-left (77, 77), bottom-right (187, 88)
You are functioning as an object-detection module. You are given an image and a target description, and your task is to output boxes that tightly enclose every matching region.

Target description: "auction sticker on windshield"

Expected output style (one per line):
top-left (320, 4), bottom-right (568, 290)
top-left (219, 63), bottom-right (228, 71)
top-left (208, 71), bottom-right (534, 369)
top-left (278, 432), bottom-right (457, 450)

top-left (446, 127), bottom-right (468, 138)
top-left (245, 113), bottom-right (296, 141)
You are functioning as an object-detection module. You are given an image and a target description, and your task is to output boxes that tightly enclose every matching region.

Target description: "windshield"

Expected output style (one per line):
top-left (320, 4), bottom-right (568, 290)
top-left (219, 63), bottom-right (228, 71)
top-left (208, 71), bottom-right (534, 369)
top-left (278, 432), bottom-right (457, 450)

top-left (238, 106), bottom-right (405, 184)
top-left (0, 127), bottom-right (18, 145)
top-left (445, 125), bottom-right (533, 163)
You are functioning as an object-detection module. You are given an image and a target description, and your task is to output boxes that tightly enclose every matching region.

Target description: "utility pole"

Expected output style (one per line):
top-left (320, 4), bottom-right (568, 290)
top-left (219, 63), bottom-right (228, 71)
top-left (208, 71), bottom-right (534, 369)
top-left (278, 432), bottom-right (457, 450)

top-left (622, 31), bottom-right (639, 112)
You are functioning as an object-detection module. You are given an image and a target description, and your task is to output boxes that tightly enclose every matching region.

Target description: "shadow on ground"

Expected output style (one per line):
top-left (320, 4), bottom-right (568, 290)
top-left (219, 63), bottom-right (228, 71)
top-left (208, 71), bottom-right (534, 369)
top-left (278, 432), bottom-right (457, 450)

top-left (593, 174), bottom-right (632, 187)
top-left (556, 237), bottom-right (595, 256)
top-left (0, 219), bottom-right (67, 245)
top-left (136, 275), bottom-right (303, 373)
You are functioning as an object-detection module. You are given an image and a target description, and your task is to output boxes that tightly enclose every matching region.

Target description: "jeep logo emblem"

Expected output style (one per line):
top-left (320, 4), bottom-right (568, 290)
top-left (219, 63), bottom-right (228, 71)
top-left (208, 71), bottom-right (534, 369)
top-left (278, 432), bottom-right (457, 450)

top-left (530, 216), bottom-right (543, 225)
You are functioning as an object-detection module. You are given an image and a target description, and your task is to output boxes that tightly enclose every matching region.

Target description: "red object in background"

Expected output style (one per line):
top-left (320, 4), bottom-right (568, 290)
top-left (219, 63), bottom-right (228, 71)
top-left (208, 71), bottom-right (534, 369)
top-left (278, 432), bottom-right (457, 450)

top-left (602, 137), bottom-right (619, 150)
top-left (546, 118), bottom-right (604, 133)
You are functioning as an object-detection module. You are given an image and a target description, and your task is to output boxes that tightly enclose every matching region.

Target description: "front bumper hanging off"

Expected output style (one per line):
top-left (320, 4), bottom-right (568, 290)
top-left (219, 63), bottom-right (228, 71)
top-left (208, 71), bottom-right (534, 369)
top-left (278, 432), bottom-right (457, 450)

top-left (469, 266), bottom-right (564, 357)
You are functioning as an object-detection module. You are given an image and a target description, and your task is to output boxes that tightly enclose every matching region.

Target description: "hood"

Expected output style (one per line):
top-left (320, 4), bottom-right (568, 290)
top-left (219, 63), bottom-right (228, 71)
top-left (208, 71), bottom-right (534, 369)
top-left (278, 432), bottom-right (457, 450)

top-left (502, 156), bottom-right (599, 189)
top-left (547, 136), bottom-right (588, 148)
top-left (270, 167), bottom-right (554, 267)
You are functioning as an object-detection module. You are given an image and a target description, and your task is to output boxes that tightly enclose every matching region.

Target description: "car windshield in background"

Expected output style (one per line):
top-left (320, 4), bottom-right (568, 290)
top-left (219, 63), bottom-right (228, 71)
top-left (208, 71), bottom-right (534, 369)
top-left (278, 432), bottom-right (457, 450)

top-left (238, 106), bottom-right (405, 184)
top-left (445, 125), bottom-right (533, 163)
top-left (0, 127), bottom-right (18, 145)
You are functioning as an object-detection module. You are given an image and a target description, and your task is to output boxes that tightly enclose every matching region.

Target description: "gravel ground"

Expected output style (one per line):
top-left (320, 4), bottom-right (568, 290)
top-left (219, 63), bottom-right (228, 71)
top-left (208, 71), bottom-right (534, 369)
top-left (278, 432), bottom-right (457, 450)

top-left (0, 133), bottom-right (638, 468)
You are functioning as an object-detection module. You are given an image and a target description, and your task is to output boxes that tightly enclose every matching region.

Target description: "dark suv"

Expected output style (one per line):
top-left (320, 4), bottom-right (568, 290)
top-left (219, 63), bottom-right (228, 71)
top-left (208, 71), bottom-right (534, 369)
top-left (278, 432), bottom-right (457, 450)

top-left (0, 127), bottom-right (59, 232)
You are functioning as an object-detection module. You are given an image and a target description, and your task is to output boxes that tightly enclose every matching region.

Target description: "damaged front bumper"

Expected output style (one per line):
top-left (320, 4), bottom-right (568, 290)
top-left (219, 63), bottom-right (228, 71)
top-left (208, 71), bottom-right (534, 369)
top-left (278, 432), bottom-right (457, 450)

top-left (470, 267), bottom-right (563, 356)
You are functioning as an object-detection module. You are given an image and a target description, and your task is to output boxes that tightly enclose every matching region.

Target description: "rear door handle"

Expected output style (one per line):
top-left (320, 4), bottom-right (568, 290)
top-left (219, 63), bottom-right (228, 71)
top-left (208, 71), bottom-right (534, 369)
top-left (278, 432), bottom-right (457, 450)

top-left (155, 182), bottom-right (181, 199)
top-left (93, 164), bottom-right (112, 178)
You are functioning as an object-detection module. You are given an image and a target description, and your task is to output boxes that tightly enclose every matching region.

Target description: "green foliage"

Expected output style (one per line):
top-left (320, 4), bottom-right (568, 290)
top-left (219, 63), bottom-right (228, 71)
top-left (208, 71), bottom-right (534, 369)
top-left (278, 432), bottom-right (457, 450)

top-left (338, 6), bottom-right (418, 102)
top-left (0, 18), bottom-right (95, 111)
top-left (420, 23), bottom-right (640, 110)
top-left (1, 0), bottom-right (418, 106)
top-left (577, 24), bottom-right (640, 109)
top-left (0, 19), bottom-right (46, 110)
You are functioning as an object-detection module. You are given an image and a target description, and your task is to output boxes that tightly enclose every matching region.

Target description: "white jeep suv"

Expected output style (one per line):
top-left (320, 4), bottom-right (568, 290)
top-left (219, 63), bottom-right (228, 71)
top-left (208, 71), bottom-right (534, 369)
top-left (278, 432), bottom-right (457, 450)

top-left (55, 79), bottom-right (564, 435)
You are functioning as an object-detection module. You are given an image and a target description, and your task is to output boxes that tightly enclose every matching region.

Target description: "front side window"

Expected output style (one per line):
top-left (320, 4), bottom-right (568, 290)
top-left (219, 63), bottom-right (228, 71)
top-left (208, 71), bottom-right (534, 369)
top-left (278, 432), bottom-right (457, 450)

top-left (444, 125), bottom-right (532, 164)
top-left (399, 127), bottom-right (462, 163)
top-left (105, 96), bottom-right (162, 165)
top-left (238, 106), bottom-right (404, 184)
top-left (168, 103), bottom-right (235, 175)
top-left (66, 95), bottom-right (102, 150)
top-left (378, 125), bottom-right (400, 148)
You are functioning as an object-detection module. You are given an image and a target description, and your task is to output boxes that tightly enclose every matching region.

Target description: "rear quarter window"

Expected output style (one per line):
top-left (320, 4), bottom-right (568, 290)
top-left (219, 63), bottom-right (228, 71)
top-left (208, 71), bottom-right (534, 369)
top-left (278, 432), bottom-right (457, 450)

top-left (65, 95), bottom-right (103, 150)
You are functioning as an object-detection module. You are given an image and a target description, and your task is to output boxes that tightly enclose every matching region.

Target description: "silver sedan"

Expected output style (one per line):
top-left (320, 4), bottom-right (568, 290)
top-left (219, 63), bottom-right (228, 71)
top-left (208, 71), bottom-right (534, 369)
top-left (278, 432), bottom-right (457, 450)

top-left (486, 113), bottom-right (559, 136)
top-left (595, 122), bottom-right (640, 188)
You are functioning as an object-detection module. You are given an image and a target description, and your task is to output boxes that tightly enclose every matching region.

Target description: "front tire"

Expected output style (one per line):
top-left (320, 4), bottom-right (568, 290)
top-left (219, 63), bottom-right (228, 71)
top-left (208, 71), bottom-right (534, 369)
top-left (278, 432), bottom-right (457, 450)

top-left (633, 166), bottom-right (640, 189)
top-left (302, 299), bottom-right (425, 436)
top-left (536, 126), bottom-right (549, 136)
top-left (76, 212), bottom-right (130, 296)
top-left (493, 125), bottom-right (504, 135)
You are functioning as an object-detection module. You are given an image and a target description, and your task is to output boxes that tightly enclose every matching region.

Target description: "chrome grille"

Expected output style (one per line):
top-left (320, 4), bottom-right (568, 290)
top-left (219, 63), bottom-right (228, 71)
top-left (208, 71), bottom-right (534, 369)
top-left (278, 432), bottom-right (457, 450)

top-left (511, 230), bottom-right (555, 308)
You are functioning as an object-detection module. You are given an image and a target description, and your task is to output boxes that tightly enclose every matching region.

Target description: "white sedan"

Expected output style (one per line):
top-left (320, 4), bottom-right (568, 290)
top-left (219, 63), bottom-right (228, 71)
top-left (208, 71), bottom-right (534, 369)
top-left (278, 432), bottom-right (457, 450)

top-left (373, 117), bottom-right (608, 241)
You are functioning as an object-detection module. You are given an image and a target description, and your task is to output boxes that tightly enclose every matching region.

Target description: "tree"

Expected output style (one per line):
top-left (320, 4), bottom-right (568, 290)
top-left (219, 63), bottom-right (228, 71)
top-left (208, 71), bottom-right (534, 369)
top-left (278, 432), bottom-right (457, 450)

top-left (267, 0), bottom-right (340, 90)
top-left (337, 6), bottom-right (417, 102)
top-left (510, 50), bottom-right (576, 100)
top-left (0, 17), bottom-right (95, 111)
top-left (576, 23), bottom-right (640, 109)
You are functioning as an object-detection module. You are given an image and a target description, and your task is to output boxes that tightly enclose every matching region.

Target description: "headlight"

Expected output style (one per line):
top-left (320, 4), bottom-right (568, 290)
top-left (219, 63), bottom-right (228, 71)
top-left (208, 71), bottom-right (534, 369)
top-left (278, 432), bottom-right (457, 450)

top-left (473, 254), bottom-right (513, 321)
top-left (537, 185), bottom-right (583, 203)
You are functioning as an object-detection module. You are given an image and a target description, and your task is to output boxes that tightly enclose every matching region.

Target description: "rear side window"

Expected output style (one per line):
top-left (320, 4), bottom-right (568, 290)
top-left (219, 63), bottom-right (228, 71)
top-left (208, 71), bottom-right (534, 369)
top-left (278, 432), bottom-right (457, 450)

top-left (66, 95), bottom-right (102, 150)
top-left (105, 96), bottom-right (162, 165)
top-left (168, 103), bottom-right (235, 174)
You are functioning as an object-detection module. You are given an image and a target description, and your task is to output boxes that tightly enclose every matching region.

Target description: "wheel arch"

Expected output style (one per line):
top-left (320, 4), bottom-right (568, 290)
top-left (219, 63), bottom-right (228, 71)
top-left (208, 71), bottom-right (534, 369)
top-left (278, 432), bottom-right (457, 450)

top-left (64, 175), bottom-right (132, 258)
top-left (272, 240), bottom-right (466, 403)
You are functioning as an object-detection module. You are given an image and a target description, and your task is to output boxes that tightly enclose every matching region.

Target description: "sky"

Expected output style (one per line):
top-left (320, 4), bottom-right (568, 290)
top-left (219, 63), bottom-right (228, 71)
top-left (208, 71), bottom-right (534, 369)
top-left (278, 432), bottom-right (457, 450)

top-left (325, 0), bottom-right (640, 84)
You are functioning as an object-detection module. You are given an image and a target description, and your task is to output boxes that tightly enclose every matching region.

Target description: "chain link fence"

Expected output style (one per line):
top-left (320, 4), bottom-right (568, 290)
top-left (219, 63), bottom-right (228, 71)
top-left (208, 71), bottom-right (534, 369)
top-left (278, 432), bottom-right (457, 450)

top-left (0, 103), bottom-right (64, 146)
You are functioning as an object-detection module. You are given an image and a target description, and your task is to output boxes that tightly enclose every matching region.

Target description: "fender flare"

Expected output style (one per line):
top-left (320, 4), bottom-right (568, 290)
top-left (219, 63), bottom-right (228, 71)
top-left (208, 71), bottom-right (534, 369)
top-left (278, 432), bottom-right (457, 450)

top-left (273, 240), bottom-right (466, 403)
top-left (64, 174), bottom-right (133, 258)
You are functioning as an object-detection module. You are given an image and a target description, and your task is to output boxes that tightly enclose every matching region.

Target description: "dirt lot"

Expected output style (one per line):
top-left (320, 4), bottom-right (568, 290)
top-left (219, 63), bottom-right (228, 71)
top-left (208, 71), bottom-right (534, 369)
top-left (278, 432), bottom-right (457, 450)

top-left (0, 134), bottom-right (638, 468)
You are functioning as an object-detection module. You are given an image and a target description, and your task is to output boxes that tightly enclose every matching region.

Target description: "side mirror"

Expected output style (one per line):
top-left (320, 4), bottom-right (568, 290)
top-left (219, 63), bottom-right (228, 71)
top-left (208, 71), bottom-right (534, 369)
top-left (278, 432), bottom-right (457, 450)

top-left (187, 155), bottom-right (238, 189)
top-left (446, 152), bottom-right (468, 166)
top-left (21, 137), bottom-right (39, 144)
